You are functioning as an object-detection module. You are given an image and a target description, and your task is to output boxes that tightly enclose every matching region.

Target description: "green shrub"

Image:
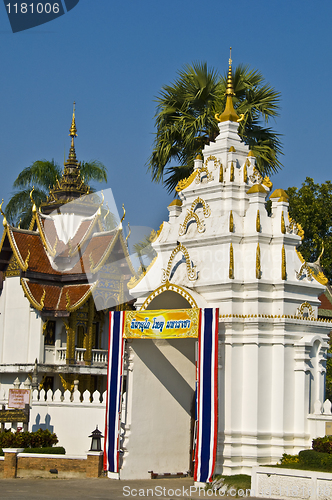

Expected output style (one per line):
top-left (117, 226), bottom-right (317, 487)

top-left (0, 429), bottom-right (58, 449)
top-left (298, 449), bottom-right (332, 470)
top-left (279, 453), bottom-right (299, 465)
top-left (312, 435), bottom-right (332, 454)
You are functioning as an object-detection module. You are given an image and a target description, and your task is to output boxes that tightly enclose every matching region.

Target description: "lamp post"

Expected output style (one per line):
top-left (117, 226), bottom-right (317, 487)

top-left (89, 425), bottom-right (104, 452)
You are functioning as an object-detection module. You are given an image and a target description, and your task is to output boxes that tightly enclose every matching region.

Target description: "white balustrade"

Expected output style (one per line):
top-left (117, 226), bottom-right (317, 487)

top-left (51, 347), bottom-right (108, 366)
top-left (92, 349), bottom-right (108, 365)
top-left (75, 348), bottom-right (86, 363)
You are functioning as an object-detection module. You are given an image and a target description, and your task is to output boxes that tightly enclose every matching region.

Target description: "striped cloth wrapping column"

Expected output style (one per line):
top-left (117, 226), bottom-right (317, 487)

top-left (104, 311), bottom-right (125, 473)
top-left (194, 308), bottom-right (219, 483)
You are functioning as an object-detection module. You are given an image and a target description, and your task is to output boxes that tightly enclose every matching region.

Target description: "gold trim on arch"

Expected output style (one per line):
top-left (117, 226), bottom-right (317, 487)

top-left (161, 243), bottom-right (197, 283)
top-left (178, 197), bottom-right (211, 236)
top-left (139, 282), bottom-right (198, 311)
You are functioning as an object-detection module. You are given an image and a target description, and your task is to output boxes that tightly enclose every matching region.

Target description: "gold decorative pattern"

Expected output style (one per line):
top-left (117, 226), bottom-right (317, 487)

top-left (126, 222), bottom-right (131, 243)
top-left (175, 170), bottom-right (198, 192)
top-left (230, 161), bottom-right (234, 182)
top-left (262, 176), bottom-right (273, 191)
top-left (229, 243), bottom-right (234, 279)
top-left (5, 255), bottom-right (20, 277)
top-left (256, 210), bottom-right (260, 232)
top-left (140, 282), bottom-right (198, 311)
top-left (256, 243), bottom-right (261, 279)
top-left (195, 164), bottom-right (213, 184)
top-left (297, 301), bottom-right (314, 319)
top-left (66, 282), bottom-right (98, 313)
top-left (249, 167), bottom-right (263, 185)
top-left (40, 289), bottom-right (46, 309)
top-left (243, 162), bottom-right (248, 183)
top-left (204, 155), bottom-right (221, 169)
top-left (229, 211), bottom-right (234, 232)
top-left (219, 165), bottom-right (223, 183)
top-left (161, 243), bottom-right (197, 283)
top-left (178, 197), bottom-right (211, 236)
top-left (296, 262), bottom-right (313, 281)
top-left (282, 245), bottom-right (286, 280)
top-left (281, 212), bottom-right (285, 234)
top-left (229, 146), bottom-right (236, 152)
top-left (287, 214), bottom-right (304, 240)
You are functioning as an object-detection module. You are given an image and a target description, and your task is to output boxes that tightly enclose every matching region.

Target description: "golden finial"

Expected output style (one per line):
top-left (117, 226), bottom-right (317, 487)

top-left (0, 199), bottom-right (7, 227)
top-left (18, 218), bottom-right (21, 229)
top-left (121, 204), bottom-right (126, 223)
top-left (126, 222), bottom-right (131, 242)
top-left (215, 48), bottom-right (239, 123)
top-left (29, 187), bottom-right (37, 213)
top-left (69, 101), bottom-right (77, 138)
top-left (226, 47), bottom-right (235, 97)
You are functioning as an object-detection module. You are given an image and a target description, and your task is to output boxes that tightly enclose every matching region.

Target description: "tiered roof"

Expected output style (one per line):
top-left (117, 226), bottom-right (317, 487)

top-left (0, 106), bottom-right (134, 315)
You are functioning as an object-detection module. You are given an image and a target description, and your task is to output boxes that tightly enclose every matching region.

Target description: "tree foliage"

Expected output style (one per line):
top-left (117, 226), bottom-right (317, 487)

top-left (5, 159), bottom-right (107, 229)
top-left (286, 178), bottom-right (332, 282)
top-left (148, 62), bottom-right (282, 193)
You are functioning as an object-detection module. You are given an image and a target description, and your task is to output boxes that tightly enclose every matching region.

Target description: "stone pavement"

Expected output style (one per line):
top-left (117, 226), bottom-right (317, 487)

top-left (0, 477), bottom-right (257, 500)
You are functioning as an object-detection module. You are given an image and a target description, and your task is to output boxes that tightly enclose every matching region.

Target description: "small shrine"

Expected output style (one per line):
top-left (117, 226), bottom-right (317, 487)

top-left (120, 55), bottom-right (332, 478)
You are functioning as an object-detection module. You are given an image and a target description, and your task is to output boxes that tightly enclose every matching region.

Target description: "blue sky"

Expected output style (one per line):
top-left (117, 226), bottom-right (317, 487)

top-left (0, 0), bottom-right (330, 234)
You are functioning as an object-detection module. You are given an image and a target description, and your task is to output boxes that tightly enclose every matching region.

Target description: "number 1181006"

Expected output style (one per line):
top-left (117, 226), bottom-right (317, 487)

top-left (6, 3), bottom-right (60, 14)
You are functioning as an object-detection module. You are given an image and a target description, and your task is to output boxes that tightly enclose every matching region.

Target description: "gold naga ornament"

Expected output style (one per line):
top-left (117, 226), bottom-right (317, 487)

top-left (256, 243), bottom-right (261, 279)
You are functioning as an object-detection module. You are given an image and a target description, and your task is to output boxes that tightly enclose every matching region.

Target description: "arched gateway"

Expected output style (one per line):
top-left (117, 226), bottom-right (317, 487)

top-left (105, 56), bottom-right (331, 481)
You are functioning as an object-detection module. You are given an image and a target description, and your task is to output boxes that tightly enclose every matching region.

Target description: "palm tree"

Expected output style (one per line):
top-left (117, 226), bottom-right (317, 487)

top-left (5, 159), bottom-right (107, 228)
top-left (148, 62), bottom-right (282, 193)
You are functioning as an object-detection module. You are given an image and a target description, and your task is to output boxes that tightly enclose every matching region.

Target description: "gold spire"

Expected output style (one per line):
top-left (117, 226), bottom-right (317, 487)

top-left (69, 101), bottom-right (77, 138)
top-left (215, 48), bottom-right (239, 123)
top-left (68, 102), bottom-right (78, 162)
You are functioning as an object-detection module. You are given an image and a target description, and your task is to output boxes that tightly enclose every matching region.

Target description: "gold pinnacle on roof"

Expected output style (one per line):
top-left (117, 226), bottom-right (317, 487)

top-left (69, 101), bottom-right (77, 138)
top-left (215, 47), bottom-right (239, 123)
top-left (68, 101), bottom-right (78, 161)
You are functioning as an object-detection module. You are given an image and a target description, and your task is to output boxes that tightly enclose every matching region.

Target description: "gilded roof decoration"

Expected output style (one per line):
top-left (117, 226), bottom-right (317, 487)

top-left (175, 170), bottom-right (198, 192)
top-left (204, 155), bottom-right (221, 169)
top-left (140, 282), bottom-right (198, 311)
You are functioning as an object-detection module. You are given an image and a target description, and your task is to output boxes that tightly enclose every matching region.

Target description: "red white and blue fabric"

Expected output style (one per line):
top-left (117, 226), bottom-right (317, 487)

top-left (194, 308), bottom-right (219, 483)
top-left (104, 311), bottom-right (125, 473)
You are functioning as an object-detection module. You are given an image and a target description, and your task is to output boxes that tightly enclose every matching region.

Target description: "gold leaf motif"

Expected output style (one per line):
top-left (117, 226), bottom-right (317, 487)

top-left (282, 245), bottom-right (286, 280)
top-left (230, 161), bottom-right (234, 182)
top-left (243, 162), bottom-right (247, 183)
top-left (256, 243), bottom-right (261, 279)
top-left (256, 210), bottom-right (260, 233)
top-left (281, 212), bottom-right (285, 234)
top-left (229, 211), bottom-right (234, 233)
top-left (229, 243), bottom-right (234, 279)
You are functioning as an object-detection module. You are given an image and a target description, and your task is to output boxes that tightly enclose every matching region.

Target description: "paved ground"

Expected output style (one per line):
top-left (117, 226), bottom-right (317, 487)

top-left (0, 477), bottom-right (257, 500)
